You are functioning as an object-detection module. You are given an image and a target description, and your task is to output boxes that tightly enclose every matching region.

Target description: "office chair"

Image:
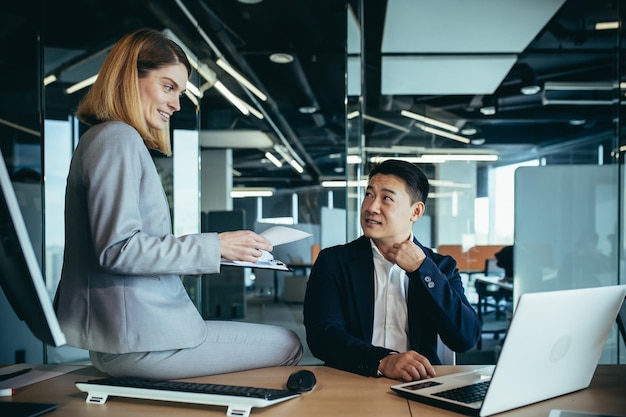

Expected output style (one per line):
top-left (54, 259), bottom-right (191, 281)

top-left (474, 258), bottom-right (512, 349)
top-left (475, 259), bottom-right (509, 320)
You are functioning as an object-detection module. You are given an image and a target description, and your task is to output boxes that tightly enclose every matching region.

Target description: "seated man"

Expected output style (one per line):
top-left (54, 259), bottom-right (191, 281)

top-left (303, 159), bottom-right (480, 382)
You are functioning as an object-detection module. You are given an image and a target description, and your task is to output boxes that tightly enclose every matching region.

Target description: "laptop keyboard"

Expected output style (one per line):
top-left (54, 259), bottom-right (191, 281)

top-left (432, 380), bottom-right (490, 404)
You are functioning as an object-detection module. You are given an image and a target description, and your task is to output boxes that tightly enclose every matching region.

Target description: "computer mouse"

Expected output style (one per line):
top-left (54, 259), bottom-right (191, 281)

top-left (286, 369), bottom-right (316, 393)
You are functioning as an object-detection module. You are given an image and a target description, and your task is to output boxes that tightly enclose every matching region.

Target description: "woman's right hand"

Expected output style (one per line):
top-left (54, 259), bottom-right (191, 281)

top-left (218, 230), bottom-right (273, 262)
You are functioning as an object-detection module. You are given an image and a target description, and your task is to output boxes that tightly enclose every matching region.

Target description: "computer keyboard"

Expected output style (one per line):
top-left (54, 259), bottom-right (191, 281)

top-left (432, 380), bottom-right (490, 404)
top-left (75, 376), bottom-right (300, 417)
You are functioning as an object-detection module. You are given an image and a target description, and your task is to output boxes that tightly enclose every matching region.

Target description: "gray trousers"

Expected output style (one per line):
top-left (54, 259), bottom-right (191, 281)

top-left (90, 321), bottom-right (303, 379)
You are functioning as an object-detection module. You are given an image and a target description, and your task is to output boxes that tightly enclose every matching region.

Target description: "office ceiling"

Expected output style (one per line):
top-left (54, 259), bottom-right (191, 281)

top-left (7, 0), bottom-right (624, 189)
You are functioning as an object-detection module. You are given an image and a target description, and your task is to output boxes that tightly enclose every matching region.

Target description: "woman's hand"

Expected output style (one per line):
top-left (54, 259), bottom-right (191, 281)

top-left (218, 230), bottom-right (273, 262)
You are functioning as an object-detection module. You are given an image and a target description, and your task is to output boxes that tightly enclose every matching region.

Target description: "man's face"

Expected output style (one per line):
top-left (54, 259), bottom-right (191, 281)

top-left (360, 173), bottom-right (423, 247)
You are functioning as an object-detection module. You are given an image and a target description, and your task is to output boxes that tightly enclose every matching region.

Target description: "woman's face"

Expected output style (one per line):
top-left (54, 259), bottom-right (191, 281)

top-left (138, 63), bottom-right (188, 131)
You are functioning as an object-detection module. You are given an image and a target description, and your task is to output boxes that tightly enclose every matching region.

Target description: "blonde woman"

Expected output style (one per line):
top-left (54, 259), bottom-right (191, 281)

top-left (54, 28), bottom-right (302, 379)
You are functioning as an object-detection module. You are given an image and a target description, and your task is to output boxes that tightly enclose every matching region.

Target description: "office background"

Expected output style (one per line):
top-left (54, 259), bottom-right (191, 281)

top-left (1, 0), bottom-right (625, 365)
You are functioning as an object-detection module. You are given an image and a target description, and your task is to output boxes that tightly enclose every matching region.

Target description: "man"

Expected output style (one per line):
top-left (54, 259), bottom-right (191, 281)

top-left (303, 159), bottom-right (480, 381)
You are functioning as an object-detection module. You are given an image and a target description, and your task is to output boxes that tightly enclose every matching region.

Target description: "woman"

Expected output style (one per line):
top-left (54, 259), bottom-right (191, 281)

top-left (54, 28), bottom-right (302, 379)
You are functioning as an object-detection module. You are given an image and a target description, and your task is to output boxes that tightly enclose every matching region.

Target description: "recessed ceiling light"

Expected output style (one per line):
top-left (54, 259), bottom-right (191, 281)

top-left (470, 138), bottom-right (486, 145)
top-left (269, 53), bottom-right (294, 64)
top-left (569, 119), bottom-right (586, 126)
top-left (237, 0), bottom-right (263, 4)
top-left (298, 105), bottom-right (317, 114)
top-left (461, 127), bottom-right (477, 135)
top-left (480, 106), bottom-right (496, 116)
top-left (520, 85), bottom-right (541, 95)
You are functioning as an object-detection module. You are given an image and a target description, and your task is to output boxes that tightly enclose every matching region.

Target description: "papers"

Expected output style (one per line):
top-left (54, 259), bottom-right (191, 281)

top-left (220, 258), bottom-right (291, 271)
top-left (0, 364), bottom-right (86, 390)
top-left (259, 226), bottom-right (312, 246)
top-left (220, 226), bottom-right (312, 271)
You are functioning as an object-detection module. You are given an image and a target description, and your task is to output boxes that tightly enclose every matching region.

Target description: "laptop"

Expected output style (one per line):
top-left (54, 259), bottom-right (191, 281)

top-left (391, 285), bottom-right (626, 416)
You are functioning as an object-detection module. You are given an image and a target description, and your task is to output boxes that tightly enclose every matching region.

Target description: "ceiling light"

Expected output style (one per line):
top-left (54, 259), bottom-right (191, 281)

top-left (43, 74), bottom-right (57, 86)
top-left (213, 81), bottom-right (250, 115)
top-left (370, 154), bottom-right (498, 164)
top-left (186, 81), bottom-right (201, 98)
top-left (417, 124), bottom-right (470, 144)
top-left (521, 85), bottom-right (541, 95)
top-left (364, 114), bottom-right (410, 133)
top-left (479, 106), bottom-right (496, 116)
top-left (470, 138), bottom-right (486, 145)
top-left (347, 110), bottom-right (360, 119)
top-left (347, 155), bottom-right (362, 164)
top-left (184, 90), bottom-right (199, 106)
top-left (400, 110), bottom-right (459, 132)
top-left (518, 63), bottom-right (541, 95)
top-left (231, 187), bottom-right (274, 198)
top-left (269, 53), bottom-right (294, 64)
top-left (65, 74), bottom-right (98, 94)
top-left (322, 180), bottom-right (368, 188)
top-left (216, 58), bottom-right (267, 101)
top-left (595, 21), bottom-right (619, 30)
top-left (264, 151), bottom-right (283, 167)
top-left (480, 96), bottom-right (497, 115)
top-left (241, 101), bottom-right (264, 119)
top-left (461, 127), bottom-right (477, 135)
top-left (273, 144), bottom-right (292, 162)
top-left (569, 119), bottom-right (586, 126)
top-left (289, 159), bottom-right (304, 173)
top-left (298, 105), bottom-right (317, 114)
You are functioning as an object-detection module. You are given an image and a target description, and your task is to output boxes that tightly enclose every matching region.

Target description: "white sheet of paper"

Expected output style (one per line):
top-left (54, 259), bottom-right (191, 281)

top-left (0, 364), bottom-right (86, 390)
top-left (219, 226), bottom-right (311, 270)
top-left (260, 226), bottom-right (312, 246)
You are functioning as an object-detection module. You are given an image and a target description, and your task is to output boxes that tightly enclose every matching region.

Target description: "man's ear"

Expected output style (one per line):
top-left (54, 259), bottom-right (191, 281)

top-left (411, 201), bottom-right (425, 222)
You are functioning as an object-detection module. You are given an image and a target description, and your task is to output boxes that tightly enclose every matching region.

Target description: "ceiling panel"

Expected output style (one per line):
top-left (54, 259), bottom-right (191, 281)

top-left (381, 55), bottom-right (518, 95)
top-left (381, 0), bottom-right (567, 53)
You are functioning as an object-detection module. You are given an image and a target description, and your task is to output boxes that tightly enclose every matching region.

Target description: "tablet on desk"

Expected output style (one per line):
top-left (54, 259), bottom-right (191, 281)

top-left (0, 402), bottom-right (57, 417)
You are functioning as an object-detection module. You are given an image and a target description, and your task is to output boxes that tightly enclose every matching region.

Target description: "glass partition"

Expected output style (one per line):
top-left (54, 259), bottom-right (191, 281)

top-left (349, 0), bottom-right (624, 363)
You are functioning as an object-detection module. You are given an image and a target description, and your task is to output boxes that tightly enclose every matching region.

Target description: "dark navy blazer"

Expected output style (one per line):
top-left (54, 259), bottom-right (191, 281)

top-left (303, 235), bottom-right (480, 377)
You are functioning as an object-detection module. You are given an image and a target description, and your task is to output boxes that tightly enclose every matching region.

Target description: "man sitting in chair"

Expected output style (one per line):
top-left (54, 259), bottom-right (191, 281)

top-left (303, 159), bottom-right (480, 382)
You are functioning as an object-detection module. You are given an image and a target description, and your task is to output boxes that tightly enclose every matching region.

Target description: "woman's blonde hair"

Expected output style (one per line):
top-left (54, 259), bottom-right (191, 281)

top-left (76, 28), bottom-right (191, 156)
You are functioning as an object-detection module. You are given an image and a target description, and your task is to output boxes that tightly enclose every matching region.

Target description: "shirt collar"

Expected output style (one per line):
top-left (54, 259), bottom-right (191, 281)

top-left (369, 232), bottom-right (415, 261)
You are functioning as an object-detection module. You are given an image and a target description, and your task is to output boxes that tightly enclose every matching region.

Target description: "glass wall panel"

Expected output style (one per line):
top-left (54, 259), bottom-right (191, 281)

top-left (352, 0), bottom-right (623, 363)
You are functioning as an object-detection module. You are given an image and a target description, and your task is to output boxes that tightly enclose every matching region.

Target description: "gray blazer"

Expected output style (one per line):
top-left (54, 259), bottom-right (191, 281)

top-left (54, 121), bottom-right (219, 354)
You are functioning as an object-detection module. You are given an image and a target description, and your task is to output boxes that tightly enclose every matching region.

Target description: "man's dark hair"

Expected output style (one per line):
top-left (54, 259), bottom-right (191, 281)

top-left (368, 159), bottom-right (429, 204)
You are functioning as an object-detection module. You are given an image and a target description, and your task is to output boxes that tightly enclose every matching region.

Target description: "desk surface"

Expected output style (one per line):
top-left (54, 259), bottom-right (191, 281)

top-left (1, 365), bottom-right (624, 417)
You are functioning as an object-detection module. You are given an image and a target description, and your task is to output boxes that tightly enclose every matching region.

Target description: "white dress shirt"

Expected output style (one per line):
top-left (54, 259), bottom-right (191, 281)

top-left (370, 236), bottom-right (411, 353)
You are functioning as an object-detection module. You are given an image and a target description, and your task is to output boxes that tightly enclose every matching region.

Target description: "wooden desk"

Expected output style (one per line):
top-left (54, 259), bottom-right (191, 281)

top-left (1, 365), bottom-right (625, 416)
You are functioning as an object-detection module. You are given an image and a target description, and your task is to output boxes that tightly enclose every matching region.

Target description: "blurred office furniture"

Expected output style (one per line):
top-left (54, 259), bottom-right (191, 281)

top-left (474, 273), bottom-right (513, 350)
top-left (437, 244), bottom-right (511, 351)
top-left (437, 245), bottom-right (505, 273)
top-left (283, 254), bottom-right (310, 303)
top-left (201, 210), bottom-right (247, 319)
top-left (477, 258), bottom-right (510, 320)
